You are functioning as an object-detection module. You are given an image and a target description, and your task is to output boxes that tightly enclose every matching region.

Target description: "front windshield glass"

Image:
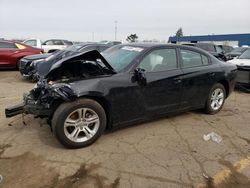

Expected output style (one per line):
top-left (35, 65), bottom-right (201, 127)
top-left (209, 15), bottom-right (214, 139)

top-left (231, 47), bottom-right (246, 53)
top-left (64, 43), bottom-right (85, 52)
top-left (238, 49), bottom-right (250, 59)
top-left (101, 45), bottom-right (144, 72)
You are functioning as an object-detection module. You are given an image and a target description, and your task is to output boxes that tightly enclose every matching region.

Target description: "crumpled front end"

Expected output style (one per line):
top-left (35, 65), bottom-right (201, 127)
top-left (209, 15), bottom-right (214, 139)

top-left (5, 80), bottom-right (77, 118)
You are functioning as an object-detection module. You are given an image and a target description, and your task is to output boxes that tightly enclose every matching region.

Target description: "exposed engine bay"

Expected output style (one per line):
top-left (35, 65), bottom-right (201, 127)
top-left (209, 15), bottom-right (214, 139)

top-left (5, 50), bottom-right (115, 119)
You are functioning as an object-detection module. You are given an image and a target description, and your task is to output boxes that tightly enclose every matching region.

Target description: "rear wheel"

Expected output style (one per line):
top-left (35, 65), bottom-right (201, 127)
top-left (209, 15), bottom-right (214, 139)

top-left (52, 99), bottom-right (106, 148)
top-left (205, 83), bottom-right (226, 114)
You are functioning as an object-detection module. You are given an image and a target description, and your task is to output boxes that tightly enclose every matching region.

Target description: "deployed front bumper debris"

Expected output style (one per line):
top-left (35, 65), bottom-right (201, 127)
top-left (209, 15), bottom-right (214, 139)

top-left (5, 103), bottom-right (24, 118)
top-left (5, 80), bottom-right (77, 118)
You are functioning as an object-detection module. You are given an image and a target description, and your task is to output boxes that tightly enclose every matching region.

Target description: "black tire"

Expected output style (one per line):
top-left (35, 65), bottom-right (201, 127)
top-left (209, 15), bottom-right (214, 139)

top-left (52, 98), bottom-right (106, 148)
top-left (205, 83), bottom-right (226, 114)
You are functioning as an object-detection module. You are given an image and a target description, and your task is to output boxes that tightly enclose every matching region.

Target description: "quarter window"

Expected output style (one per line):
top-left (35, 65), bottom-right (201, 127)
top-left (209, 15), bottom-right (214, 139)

top-left (181, 50), bottom-right (208, 68)
top-left (138, 49), bottom-right (177, 72)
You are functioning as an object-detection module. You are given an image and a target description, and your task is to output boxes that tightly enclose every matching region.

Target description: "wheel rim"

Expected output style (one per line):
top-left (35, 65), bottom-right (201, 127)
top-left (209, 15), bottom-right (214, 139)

top-left (210, 88), bottom-right (224, 111)
top-left (63, 108), bottom-right (100, 143)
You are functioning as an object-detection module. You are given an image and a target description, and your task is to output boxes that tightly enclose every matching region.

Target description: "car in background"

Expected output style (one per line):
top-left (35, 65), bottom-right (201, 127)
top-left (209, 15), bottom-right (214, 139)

top-left (225, 47), bottom-right (249, 60)
top-left (99, 40), bottom-right (122, 47)
top-left (19, 43), bottom-right (110, 81)
top-left (183, 43), bottom-right (227, 61)
top-left (228, 48), bottom-right (250, 92)
top-left (42, 39), bottom-right (73, 53)
top-left (218, 45), bottom-right (233, 53)
top-left (6, 44), bottom-right (237, 148)
top-left (23, 39), bottom-right (73, 53)
top-left (0, 40), bottom-right (43, 69)
top-left (23, 39), bottom-right (43, 48)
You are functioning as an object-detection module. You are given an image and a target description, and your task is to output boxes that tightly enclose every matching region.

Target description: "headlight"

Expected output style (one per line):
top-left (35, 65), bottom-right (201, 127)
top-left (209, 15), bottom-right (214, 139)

top-left (30, 59), bottom-right (44, 66)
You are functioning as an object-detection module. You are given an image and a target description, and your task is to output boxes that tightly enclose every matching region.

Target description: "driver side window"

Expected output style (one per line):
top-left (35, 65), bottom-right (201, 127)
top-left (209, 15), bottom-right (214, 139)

top-left (138, 48), bottom-right (177, 72)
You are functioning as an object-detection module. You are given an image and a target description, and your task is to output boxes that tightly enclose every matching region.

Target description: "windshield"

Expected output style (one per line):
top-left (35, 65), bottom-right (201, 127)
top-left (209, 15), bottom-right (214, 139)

top-left (101, 45), bottom-right (144, 72)
top-left (231, 47), bottom-right (246, 53)
top-left (238, 49), bottom-right (250, 59)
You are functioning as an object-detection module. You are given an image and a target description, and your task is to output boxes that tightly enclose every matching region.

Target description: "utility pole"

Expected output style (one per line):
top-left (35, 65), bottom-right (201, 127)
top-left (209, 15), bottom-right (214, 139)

top-left (92, 32), bottom-right (94, 42)
top-left (114, 21), bottom-right (118, 41)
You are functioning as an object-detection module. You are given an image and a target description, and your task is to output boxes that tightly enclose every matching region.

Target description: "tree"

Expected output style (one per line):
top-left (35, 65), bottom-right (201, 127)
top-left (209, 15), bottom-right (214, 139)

top-left (175, 28), bottom-right (183, 37)
top-left (126, 34), bottom-right (138, 43)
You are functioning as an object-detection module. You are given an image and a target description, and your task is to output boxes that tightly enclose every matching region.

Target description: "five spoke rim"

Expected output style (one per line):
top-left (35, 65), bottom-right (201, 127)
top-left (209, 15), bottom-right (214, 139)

top-left (210, 88), bottom-right (224, 111)
top-left (64, 108), bottom-right (100, 143)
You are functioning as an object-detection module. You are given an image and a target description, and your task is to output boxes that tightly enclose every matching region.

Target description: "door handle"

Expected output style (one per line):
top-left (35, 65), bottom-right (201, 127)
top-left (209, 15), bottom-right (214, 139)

top-left (209, 72), bottom-right (215, 77)
top-left (174, 77), bottom-right (182, 83)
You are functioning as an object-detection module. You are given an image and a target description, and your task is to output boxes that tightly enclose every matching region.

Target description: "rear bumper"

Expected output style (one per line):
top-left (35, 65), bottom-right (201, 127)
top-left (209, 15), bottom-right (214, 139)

top-left (5, 103), bottom-right (24, 118)
top-left (236, 69), bottom-right (250, 84)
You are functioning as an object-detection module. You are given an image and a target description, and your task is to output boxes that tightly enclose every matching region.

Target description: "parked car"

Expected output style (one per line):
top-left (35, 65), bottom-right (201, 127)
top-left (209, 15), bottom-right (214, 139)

top-left (19, 43), bottom-right (110, 81)
top-left (218, 45), bottom-right (233, 53)
top-left (228, 48), bottom-right (250, 92)
top-left (23, 39), bottom-right (43, 48)
top-left (99, 40), bottom-right (122, 47)
top-left (225, 47), bottom-right (249, 60)
top-left (5, 44), bottom-right (237, 148)
top-left (0, 40), bottom-right (43, 69)
top-left (183, 43), bottom-right (227, 61)
top-left (42, 39), bottom-right (73, 53)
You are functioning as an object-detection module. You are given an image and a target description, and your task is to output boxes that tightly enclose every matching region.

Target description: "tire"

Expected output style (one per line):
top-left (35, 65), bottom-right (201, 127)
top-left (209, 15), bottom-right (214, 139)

top-left (205, 83), bottom-right (226, 114)
top-left (52, 98), bottom-right (106, 148)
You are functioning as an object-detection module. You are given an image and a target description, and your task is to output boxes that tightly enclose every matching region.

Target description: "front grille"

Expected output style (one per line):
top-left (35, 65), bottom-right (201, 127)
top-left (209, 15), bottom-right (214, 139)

top-left (19, 59), bottom-right (31, 74)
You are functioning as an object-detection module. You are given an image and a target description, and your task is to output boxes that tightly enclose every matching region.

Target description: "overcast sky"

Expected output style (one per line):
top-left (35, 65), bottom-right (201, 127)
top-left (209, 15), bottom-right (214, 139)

top-left (0, 0), bottom-right (250, 42)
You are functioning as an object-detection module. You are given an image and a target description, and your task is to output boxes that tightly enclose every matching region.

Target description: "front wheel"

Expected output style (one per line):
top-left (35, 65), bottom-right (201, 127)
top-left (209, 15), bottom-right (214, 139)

top-left (52, 99), bottom-right (106, 148)
top-left (205, 83), bottom-right (226, 114)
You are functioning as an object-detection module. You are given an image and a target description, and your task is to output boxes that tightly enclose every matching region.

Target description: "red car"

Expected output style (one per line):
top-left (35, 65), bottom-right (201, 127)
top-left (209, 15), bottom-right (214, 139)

top-left (0, 40), bottom-right (43, 69)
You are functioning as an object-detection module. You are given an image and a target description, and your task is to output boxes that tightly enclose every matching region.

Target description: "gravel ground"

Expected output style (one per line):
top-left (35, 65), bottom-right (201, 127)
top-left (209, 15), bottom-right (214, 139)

top-left (0, 71), bottom-right (249, 188)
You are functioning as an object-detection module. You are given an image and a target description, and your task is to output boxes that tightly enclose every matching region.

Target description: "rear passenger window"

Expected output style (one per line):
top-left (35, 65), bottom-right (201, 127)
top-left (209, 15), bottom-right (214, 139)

top-left (181, 50), bottom-right (208, 68)
top-left (0, 42), bottom-right (17, 49)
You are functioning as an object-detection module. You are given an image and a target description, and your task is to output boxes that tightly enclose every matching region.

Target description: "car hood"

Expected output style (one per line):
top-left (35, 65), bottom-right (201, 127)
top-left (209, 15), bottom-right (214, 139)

top-left (45, 50), bottom-right (115, 78)
top-left (23, 53), bottom-right (51, 61)
top-left (228, 59), bottom-right (250, 67)
top-left (226, 52), bottom-right (241, 56)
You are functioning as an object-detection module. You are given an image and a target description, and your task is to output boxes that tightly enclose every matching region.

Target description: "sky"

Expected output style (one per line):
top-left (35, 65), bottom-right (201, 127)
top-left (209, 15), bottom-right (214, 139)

top-left (0, 0), bottom-right (250, 42)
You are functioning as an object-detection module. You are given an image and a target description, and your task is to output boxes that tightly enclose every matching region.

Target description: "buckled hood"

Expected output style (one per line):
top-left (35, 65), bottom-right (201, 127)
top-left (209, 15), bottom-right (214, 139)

top-left (45, 50), bottom-right (116, 79)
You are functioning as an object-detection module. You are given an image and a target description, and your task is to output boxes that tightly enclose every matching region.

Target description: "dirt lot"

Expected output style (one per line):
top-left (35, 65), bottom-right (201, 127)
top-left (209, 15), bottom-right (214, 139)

top-left (0, 71), bottom-right (249, 188)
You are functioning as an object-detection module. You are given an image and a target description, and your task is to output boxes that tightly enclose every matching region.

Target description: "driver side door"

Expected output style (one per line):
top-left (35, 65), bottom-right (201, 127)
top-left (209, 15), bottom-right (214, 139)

top-left (136, 47), bottom-right (183, 115)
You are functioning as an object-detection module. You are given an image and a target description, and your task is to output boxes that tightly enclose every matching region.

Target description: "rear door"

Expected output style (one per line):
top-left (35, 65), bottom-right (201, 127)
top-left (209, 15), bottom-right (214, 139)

top-left (179, 48), bottom-right (218, 109)
top-left (0, 41), bottom-right (19, 67)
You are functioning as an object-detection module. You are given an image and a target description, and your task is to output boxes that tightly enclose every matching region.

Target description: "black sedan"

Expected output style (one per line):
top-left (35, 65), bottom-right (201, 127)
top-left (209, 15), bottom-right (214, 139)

top-left (19, 43), bottom-right (110, 81)
top-left (183, 43), bottom-right (227, 61)
top-left (5, 44), bottom-right (237, 148)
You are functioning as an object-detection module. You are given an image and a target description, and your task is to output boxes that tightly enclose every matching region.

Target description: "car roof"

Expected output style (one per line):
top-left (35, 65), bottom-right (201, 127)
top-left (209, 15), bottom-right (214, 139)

top-left (120, 43), bottom-right (209, 52)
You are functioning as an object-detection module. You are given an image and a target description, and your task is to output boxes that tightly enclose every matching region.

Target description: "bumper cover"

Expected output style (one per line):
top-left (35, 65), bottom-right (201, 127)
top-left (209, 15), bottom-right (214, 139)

top-left (5, 94), bottom-right (52, 118)
top-left (5, 103), bottom-right (24, 118)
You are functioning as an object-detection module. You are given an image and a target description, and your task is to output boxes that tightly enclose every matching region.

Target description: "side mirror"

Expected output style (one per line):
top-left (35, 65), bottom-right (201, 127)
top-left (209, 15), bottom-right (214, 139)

top-left (132, 68), bottom-right (147, 86)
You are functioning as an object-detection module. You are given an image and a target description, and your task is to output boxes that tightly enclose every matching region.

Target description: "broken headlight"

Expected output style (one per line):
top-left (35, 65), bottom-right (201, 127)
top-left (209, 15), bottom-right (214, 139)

top-left (50, 83), bottom-right (76, 101)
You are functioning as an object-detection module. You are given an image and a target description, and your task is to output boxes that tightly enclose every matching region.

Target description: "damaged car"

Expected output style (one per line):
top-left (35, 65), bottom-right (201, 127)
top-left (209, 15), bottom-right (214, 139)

top-left (228, 48), bottom-right (250, 92)
top-left (19, 43), bottom-right (110, 81)
top-left (5, 44), bottom-right (237, 148)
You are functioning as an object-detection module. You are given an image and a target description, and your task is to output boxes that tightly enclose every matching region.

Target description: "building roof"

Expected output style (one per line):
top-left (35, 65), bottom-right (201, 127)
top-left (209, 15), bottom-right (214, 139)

top-left (168, 33), bottom-right (250, 46)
